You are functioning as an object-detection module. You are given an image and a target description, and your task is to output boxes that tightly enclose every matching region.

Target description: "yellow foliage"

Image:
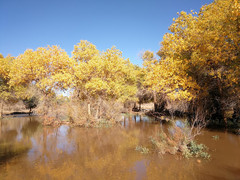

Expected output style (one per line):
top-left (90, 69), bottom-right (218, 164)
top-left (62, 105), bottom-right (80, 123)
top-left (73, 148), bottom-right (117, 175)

top-left (0, 55), bottom-right (31, 104)
top-left (145, 0), bottom-right (240, 101)
top-left (72, 40), bottom-right (99, 63)
top-left (71, 42), bottom-right (137, 102)
top-left (9, 45), bottom-right (73, 94)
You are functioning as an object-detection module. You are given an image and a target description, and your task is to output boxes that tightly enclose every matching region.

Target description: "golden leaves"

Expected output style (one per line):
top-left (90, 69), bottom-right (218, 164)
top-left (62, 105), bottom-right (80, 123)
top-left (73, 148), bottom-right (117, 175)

top-left (72, 40), bottom-right (100, 63)
top-left (70, 41), bottom-right (137, 102)
top-left (145, 0), bottom-right (239, 102)
top-left (9, 46), bottom-right (73, 94)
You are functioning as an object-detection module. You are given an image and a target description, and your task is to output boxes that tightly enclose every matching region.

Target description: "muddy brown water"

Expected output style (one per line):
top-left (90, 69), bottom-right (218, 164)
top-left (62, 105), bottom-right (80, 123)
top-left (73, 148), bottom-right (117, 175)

top-left (0, 115), bottom-right (239, 180)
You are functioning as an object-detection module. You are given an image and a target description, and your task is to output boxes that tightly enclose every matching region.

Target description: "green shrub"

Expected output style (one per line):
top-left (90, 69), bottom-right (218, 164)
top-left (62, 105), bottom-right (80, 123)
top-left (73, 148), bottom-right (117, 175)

top-left (186, 141), bottom-right (210, 159)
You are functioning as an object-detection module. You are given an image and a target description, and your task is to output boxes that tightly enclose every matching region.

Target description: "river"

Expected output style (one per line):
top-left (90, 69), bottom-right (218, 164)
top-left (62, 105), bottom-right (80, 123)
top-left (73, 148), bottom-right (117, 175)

top-left (0, 115), bottom-right (239, 180)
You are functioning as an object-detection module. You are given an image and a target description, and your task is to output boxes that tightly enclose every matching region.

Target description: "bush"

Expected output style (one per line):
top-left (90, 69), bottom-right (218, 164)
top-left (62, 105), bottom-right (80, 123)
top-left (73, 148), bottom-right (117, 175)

top-left (185, 141), bottom-right (210, 159)
top-left (148, 125), bottom-right (210, 159)
top-left (135, 146), bottom-right (150, 154)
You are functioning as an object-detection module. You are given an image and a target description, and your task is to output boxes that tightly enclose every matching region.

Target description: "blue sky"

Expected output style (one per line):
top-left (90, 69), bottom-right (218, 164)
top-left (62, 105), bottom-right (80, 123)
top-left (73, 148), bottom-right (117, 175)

top-left (0, 0), bottom-right (213, 65)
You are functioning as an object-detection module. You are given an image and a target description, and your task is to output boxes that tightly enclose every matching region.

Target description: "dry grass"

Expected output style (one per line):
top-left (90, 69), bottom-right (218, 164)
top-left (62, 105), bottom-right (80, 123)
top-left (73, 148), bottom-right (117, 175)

top-left (41, 98), bottom-right (124, 127)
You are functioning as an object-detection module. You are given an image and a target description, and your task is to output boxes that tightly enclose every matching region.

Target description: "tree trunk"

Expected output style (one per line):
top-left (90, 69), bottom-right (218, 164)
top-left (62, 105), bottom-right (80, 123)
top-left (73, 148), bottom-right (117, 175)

top-left (233, 102), bottom-right (240, 123)
top-left (88, 103), bottom-right (91, 116)
top-left (154, 93), bottom-right (165, 113)
top-left (210, 78), bottom-right (225, 125)
top-left (29, 107), bottom-right (32, 115)
top-left (98, 99), bottom-right (101, 120)
top-left (0, 101), bottom-right (3, 118)
top-left (43, 94), bottom-right (50, 116)
top-left (98, 107), bottom-right (101, 120)
top-left (95, 106), bottom-right (99, 120)
top-left (153, 91), bottom-right (157, 112)
top-left (133, 102), bottom-right (137, 109)
top-left (0, 118), bottom-right (2, 137)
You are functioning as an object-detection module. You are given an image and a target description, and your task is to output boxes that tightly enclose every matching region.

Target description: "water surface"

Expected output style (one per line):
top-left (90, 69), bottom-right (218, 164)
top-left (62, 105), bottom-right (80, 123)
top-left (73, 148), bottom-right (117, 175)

top-left (0, 115), bottom-right (239, 180)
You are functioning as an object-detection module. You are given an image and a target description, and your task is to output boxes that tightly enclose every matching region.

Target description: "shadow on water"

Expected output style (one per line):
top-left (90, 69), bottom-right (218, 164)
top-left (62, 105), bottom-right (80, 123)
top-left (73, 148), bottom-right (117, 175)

top-left (0, 142), bottom-right (30, 165)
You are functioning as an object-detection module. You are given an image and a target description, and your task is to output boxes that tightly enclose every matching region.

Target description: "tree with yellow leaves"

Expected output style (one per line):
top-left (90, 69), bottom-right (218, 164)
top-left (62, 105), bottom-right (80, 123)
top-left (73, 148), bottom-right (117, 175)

top-left (146, 0), bottom-right (240, 123)
top-left (9, 46), bottom-right (73, 95)
top-left (0, 54), bottom-right (28, 117)
top-left (141, 51), bottom-right (165, 112)
top-left (70, 41), bottom-right (137, 119)
top-left (0, 54), bottom-right (12, 117)
top-left (9, 46), bottom-right (73, 115)
top-left (72, 40), bottom-right (100, 63)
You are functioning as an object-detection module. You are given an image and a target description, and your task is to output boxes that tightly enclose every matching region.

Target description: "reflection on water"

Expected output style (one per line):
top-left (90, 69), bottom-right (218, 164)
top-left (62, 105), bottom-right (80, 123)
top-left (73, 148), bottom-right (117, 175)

top-left (0, 117), bottom-right (40, 165)
top-left (0, 115), bottom-right (239, 180)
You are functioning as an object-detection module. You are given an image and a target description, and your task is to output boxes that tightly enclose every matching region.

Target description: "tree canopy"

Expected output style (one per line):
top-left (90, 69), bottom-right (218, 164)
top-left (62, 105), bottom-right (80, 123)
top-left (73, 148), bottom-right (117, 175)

top-left (71, 41), bottom-right (137, 102)
top-left (144, 0), bottom-right (240, 120)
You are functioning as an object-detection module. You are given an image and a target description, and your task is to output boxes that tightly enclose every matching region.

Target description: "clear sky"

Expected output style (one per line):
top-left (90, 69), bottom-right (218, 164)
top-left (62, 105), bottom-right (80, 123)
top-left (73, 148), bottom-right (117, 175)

top-left (0, 0), bottom-right (213, 65)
